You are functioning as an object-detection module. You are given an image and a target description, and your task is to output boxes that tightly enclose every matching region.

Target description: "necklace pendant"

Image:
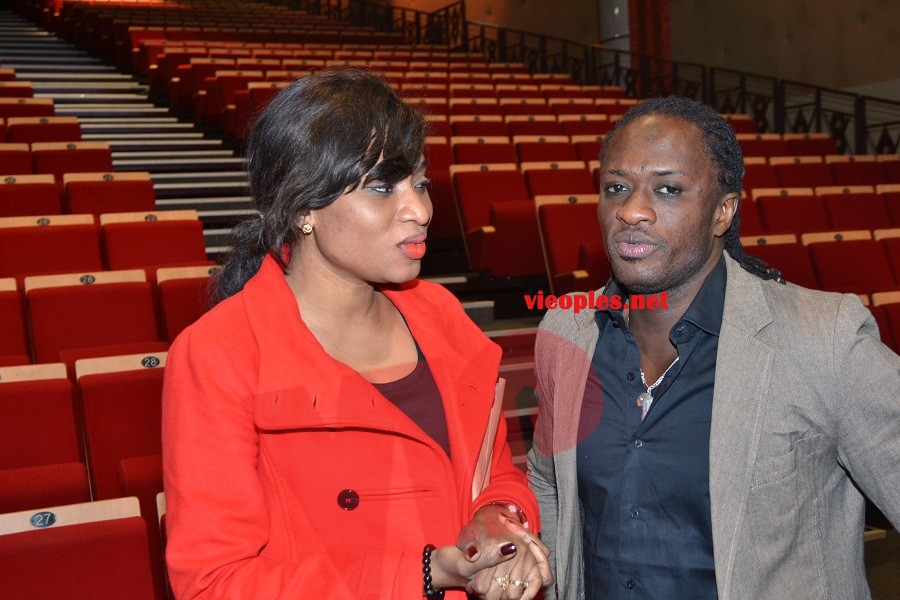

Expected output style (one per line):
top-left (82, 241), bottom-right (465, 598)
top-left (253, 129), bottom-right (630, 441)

top-left (637, 392), bottom-right (654, 420)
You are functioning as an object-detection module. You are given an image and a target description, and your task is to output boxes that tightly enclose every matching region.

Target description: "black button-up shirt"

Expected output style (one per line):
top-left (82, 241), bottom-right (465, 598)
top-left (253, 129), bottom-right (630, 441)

top-left (577, 257), bottom-right (726, 599)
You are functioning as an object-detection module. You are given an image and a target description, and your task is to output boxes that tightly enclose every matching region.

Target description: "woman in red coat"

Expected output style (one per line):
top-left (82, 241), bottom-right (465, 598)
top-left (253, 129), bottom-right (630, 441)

top-left (162, 69), bottom-right (551, 599)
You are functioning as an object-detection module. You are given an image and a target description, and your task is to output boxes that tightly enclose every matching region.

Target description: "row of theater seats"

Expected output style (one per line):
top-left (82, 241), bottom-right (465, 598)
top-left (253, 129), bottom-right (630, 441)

top-left (0, 171), bottom-right (155, 217)
top-left (0, 262), bottom-right (214, 367)
top-left (0, 141), bottom-right (113, 181)
top-left (740, 184), bottom-right (900, 234)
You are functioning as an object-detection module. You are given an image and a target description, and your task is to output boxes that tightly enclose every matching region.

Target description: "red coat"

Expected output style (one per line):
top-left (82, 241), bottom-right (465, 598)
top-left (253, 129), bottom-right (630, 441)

top-left (162, 255), bottom-right (538, 599)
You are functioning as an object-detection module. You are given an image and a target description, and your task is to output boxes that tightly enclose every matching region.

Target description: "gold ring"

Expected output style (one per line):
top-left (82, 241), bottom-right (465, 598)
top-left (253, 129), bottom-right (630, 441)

top-left (495, 574), bottom-right (511, 590)
top-left (512, 579), bottom-right (529, 588)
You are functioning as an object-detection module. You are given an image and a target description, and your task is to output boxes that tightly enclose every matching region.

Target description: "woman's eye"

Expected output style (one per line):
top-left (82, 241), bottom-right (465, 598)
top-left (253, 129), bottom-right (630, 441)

top-left (415, 178), bottom-right (431, 190)
top-left (368, 182), bottom-right (393, 194)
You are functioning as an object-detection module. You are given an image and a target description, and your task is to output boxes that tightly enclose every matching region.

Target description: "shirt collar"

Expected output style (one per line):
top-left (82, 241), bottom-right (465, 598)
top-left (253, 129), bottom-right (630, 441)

top-left (594, 254), bottom-right (727, 338)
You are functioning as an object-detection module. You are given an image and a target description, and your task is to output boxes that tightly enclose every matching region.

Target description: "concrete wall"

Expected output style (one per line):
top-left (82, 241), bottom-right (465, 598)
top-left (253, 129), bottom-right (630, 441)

top-left (669, 0), bottom-right (900, 99)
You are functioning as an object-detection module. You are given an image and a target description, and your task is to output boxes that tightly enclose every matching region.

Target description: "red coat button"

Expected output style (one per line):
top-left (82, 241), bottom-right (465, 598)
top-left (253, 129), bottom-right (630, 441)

top-left (337, 489), bottom-right (360, 510)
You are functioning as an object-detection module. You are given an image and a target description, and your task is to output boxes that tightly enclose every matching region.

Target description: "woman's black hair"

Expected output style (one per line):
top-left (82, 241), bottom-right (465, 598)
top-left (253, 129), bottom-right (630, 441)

top-left (601, 96), bottom-right (783, 282)
top-left (214, 68), bottom-right (428, 302)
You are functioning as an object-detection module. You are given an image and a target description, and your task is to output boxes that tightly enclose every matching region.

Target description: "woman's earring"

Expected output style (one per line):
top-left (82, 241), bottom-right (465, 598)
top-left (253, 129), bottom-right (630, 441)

top-left (300, 223), bottom-right (313, 235)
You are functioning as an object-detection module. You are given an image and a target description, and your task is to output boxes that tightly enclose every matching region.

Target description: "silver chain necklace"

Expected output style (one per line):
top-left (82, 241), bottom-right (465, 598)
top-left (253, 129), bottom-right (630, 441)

top-left (637, 357), bottom-right (679, 421)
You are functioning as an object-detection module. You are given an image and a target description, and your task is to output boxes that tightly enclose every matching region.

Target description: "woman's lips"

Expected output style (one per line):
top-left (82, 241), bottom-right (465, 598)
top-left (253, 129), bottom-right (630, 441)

top-left (399, 234), bottom-right (427, 260)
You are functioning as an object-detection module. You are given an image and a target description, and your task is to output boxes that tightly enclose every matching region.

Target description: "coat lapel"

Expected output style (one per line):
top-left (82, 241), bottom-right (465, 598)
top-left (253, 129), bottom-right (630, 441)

top-left (710, 257), bottom-right (776, 599)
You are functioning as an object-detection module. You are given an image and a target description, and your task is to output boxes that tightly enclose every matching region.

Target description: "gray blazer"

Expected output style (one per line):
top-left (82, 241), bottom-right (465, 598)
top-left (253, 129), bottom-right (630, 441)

top-left (527, 254), bottom-right (900, 600)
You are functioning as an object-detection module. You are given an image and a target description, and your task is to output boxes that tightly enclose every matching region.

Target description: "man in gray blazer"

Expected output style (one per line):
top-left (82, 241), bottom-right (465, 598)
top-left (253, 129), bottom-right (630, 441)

top-left (527, 96), bottom-right (899, 600)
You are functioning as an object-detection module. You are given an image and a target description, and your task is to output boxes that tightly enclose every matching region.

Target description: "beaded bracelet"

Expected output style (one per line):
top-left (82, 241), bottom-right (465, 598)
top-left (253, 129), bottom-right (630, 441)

top-left (422, 544), bottom-right (445, 598)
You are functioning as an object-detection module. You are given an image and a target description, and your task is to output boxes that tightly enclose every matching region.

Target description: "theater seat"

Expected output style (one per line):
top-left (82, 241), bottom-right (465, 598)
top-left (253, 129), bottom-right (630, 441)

top-left (0, 278), bottom-right (30, 366)
top-left (156, 265), bottom-right (218, 342)
top-left (6, 116), bottom-right (81, 144)
top-left (0, 214), bottom-right (102, 281)
top-left (0, 174), bottom-right (61, 217)
top-left (803, 231), bottom-right (898, 294)
top-left (31, 142), bottom-right (114, 181)
top-left (25, 270), bottom-right (160, 364)
top-left (0, 363), bottom-right (89, 514)
top-left (0, 497), bottom-right (161, 600)
top-left (99, 210), bottom-right (208, 271)
top-left (63, 172), bottom-right (156, 217)
top-left (536, 195), bottom-right (608, 294)
top-left (741, 234), bottom-right (819, 289)
top-left (523, 162), bottom-right (595, 197)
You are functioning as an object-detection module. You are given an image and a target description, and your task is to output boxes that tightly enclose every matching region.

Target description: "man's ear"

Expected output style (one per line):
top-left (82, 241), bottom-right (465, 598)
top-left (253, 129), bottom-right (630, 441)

top-left (714, 192), bottom-right (739, 238)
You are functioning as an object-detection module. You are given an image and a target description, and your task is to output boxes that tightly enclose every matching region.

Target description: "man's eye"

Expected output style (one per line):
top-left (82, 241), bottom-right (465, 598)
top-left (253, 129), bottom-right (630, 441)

top-left (604, 183), bottom-right (627, 194)
top-left (656, 185), bottom-right (682, 195)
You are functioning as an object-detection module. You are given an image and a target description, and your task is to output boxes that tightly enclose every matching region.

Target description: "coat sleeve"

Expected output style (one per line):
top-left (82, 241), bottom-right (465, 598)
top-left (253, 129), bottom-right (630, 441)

top-left (162, 324), bottom-right (422, 600)
top-left (470, 389), bottom-right (541, 531)
top-left (831, 295), bottom-right (900, 529)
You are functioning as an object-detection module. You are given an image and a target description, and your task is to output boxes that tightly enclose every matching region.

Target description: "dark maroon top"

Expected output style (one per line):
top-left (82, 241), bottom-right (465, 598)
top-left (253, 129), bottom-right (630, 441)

top-left (372, 354), bottom-right (451, 457)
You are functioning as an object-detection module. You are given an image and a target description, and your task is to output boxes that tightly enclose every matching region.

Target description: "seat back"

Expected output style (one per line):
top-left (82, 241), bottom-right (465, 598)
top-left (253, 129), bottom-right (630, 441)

top-left (0, 214), bottom-right (102, 280)
top-left (0, 278), bottom-right (29, 365)
top-left (0, 174), bottom-right (61, 217)
top-left (25, 270), bottom-right (160, 363)
top-left (0, 497), bottom-right (159, 600)
top-left (524, 166), bottom-right (595, 197)
top-left (31, 142), bottom-right (114, 181)
top-left (75, 353), bottom-right (167, 500)
top-left (805, 236), bottom-right (897, 294)
top-left (157, 266), bottom-right (217, 342)
top-left (63, 172), bottom-right (156, 217)
top-left (99, 210), bottom-right (208, 270)
top-left (6, 116), bottom-right (81, 144)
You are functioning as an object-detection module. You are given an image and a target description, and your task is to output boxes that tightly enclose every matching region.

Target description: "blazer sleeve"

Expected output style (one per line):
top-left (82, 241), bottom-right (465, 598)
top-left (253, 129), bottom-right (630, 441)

top-left (162, 324), bottom-right (422, 600)
top-left (831, 295), bottom-right (900, 529)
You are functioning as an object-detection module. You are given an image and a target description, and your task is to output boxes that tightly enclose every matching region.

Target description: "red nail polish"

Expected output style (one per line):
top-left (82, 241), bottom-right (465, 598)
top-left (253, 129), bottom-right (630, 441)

top-left (466, 545), bottom-right (478, 558)
top-left (500, 543), bottom-right (517, 556)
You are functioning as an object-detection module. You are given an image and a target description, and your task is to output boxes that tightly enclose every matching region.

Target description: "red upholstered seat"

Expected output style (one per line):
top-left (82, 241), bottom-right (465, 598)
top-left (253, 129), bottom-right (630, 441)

top-left (0, 497), bottom-right (160, 600)
top-left (737, 197), bottom-right (765, 236)
top-left (868, 305), bottom-right (896, 351)
top-left (757, 193), bottom-right (830, 234)
top-left (525, 167), bottom-right (596, 197)
top-left (806, 238), bottom-right (898, 294)
top-left (827, 157), bottom-right (887, 186)
top-left (772, 158), bottom-right (835, 188)
top-left (515, 138), bottom-right (578, 163)
top-left (0, 174), bottom-right (61, 217)
top-left (742, 160), bottom-right (780, 194)
top-left (0, 143), bottom-right (32, 175)
top-left (822, 192), bottom-right (891, 231)
top-left (63, 172), bottom-right (156, 217)
top-left (0, 98), bottom-right (55, 119)
top-left (0, 215), bottom-right (102, 281)
top-left (452, 165), bottom-right (543, 276)
top-left (783, 134), bottom-right (838, 156)
top-left (423, 137), bottom-right (459, 239)
top-left (0, 364), bottom-right (90, 513)
top-left (99, 210), bottom-right (208, 270)
top-left (31, 142), bottom-right (114, 181)
top-left (25, 271), bottom-right (160, 364)
top-left (156, 266), bottom-right (217, 342)
top-left (0, 279), bottom-right (29, 366)
top-left (452, 137), bottom-right (517, 164)
top-left (743, 239), bottom-right (819, 290)
top-left (537, 199), bottom-right (607, 294)
top-left (6, 117), bottom-right (81, 144)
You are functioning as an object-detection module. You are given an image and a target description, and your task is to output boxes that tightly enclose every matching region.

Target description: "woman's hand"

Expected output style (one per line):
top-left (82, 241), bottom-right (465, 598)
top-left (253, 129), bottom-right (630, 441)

top-left (454, 506), bottom-right (554, 599)
top-left (427, 538), bottom-right (519, 590)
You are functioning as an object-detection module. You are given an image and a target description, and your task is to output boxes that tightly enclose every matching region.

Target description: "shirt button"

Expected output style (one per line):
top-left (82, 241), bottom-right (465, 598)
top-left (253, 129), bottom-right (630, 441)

top-left (626, 580), bottom-right (636, 589)
top-left (633, 439), bottom-right (643, 448)
top-left (629, 509), bottom-right (639, 519)
top-left (626, 372), bottom-right (635, 381)
top-left (337, 489), bottom-right (360, 510)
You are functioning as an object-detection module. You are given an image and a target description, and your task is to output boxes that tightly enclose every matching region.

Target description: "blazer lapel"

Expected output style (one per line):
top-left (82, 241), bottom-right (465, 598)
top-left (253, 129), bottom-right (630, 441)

top-left (710, 257), bottom-right (776, 599)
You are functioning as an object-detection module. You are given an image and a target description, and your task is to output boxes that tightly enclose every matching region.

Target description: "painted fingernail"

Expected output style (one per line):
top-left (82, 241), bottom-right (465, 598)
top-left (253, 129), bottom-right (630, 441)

top-left (500, 543), bottom-right (517, 556)
top-left (466, 545), bottom-right (478, 558)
